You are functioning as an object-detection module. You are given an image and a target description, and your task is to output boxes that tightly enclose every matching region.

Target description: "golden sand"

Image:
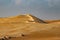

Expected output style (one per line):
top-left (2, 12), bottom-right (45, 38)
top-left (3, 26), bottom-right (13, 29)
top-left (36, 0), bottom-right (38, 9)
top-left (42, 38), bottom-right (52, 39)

top-left (0, 14), bottom-right (60, 40)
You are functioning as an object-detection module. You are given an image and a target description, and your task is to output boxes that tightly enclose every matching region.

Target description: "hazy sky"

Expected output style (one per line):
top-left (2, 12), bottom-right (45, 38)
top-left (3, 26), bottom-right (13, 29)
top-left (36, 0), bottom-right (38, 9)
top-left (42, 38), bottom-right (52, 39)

top-left (0, 0), bottom-right (60, 20)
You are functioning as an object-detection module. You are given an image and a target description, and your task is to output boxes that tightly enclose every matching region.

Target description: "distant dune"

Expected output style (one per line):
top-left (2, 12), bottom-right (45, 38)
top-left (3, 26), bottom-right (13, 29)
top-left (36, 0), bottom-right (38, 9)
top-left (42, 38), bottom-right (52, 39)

top-left (0, 14), bottom-right (60, 40)
top-left (45, 20), bottom-right (60, 23)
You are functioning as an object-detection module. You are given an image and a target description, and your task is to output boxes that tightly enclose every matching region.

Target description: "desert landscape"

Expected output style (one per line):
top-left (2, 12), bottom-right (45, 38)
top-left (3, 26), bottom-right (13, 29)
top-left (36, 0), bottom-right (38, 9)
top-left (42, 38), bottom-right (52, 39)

top-left (0, 14), bottom-right (60, 40)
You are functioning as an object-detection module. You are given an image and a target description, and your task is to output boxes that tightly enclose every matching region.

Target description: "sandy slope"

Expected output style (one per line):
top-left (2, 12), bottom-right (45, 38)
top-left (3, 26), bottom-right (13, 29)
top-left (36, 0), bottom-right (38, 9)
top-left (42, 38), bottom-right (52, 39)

top-left (0, 14), bottom-right (60, 40)
top-left (0, 23), bottom-right (60, 40)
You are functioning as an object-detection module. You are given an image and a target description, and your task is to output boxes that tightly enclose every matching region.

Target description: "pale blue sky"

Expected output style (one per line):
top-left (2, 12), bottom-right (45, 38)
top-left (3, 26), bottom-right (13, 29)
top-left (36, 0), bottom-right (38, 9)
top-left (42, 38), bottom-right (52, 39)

top-left (0, 0), bottom-right (60, 20)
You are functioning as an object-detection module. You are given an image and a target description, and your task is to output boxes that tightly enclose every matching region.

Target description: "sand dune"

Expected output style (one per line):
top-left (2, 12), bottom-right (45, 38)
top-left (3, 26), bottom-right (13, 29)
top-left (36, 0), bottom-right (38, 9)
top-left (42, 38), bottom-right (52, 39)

top-left (0, 14), bottom-right (60, 40)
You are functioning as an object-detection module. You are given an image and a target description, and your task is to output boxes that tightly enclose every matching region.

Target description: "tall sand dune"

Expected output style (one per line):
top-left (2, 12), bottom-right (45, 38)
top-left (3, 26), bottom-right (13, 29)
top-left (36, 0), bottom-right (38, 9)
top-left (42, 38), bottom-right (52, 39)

top-left (0, 14), bottom-right (60, 40)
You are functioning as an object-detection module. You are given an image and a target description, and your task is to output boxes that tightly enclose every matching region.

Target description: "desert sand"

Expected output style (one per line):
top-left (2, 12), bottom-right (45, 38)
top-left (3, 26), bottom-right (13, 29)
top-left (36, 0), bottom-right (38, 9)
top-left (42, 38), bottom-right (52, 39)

top-left (0, 14), bottom-right (60, 40)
